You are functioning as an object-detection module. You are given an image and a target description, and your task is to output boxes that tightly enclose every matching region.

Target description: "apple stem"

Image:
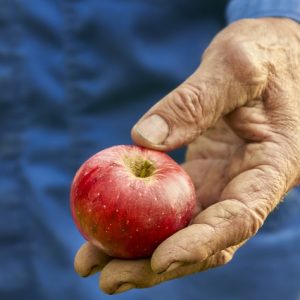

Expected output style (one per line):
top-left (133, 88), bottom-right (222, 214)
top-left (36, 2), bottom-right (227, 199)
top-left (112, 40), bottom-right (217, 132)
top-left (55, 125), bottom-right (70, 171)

top-left (140, 161), bottom-right (149, 178)
top-left (138, 160), bottom-right (154, 178)
top-left (124, 156), bottom-right (155, 178)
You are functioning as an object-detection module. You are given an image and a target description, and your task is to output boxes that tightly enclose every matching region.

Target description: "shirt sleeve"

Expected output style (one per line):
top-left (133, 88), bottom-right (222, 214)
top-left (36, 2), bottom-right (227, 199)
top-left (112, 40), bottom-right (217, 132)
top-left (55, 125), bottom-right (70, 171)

top-left (226, 0), bottom-right (300, 23)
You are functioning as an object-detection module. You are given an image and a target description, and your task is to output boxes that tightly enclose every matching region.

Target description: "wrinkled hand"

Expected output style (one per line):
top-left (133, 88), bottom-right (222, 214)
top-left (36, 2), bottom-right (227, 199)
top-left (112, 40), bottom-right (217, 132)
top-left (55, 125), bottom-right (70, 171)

top-left (74, 18), bottom-right (300, 294)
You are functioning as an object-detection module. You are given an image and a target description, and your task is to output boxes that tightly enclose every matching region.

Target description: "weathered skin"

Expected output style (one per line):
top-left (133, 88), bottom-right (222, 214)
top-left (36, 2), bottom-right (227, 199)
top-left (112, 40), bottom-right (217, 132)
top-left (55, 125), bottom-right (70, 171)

top-left (74, 18), bottom-right (300, 294)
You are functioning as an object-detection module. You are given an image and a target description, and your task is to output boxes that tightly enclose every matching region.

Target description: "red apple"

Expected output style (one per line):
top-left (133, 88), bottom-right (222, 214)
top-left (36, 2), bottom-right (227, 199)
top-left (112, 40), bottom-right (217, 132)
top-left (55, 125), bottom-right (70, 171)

top-left (70, 145), bottom-right (196, 259)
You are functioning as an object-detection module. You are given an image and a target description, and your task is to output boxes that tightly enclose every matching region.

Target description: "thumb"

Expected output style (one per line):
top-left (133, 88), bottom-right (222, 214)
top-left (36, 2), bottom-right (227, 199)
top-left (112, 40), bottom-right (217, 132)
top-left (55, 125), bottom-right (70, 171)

top-left (131, 47), bottom-right (266, 151)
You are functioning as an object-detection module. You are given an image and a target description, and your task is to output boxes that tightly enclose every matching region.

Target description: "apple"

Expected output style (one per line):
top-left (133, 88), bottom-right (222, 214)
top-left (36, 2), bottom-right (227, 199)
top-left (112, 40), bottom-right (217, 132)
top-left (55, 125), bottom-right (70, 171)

top-left (70, 145), bottom-right (196, 259)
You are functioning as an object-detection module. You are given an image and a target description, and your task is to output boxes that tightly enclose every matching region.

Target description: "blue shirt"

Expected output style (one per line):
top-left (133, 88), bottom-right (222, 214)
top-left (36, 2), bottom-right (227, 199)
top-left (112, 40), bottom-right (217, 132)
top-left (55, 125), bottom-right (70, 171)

top-left (0, 1), bottom-right (300, 299)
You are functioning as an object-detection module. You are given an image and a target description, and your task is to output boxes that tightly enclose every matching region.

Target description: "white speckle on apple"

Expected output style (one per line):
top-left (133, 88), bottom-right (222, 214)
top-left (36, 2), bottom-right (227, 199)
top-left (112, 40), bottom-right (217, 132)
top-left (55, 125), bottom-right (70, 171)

top-left (103, 205), bottom-right (107, 209)
top-left (126, 220), bottom-right (130, 224)
top-left (116, 209), bottom-right (119, 213)
top-left (136, 228), bottom-right (139, 232)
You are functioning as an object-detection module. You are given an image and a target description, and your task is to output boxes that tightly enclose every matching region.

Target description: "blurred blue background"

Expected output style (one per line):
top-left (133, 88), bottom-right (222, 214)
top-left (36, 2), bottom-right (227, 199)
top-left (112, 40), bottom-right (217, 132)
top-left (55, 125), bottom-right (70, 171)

top-left (1, 0), bottom-right (300, 299)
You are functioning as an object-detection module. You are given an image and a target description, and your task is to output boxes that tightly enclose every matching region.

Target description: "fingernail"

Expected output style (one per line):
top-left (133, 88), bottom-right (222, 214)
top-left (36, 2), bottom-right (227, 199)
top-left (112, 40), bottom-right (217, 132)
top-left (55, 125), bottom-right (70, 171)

top-left (114, 283), bottom-right (136, 294)
top-left (165, 261), bottom-right (184, 273)
top-left (135, 114), bottom-right (169, 145)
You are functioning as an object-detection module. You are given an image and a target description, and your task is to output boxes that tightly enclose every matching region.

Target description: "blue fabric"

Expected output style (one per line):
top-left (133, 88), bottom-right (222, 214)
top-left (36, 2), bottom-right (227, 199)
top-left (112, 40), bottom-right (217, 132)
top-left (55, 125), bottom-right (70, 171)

top-left (0, 0), bottom-right (300, 300)
top-left (227, 0), bottom-right (300, 23)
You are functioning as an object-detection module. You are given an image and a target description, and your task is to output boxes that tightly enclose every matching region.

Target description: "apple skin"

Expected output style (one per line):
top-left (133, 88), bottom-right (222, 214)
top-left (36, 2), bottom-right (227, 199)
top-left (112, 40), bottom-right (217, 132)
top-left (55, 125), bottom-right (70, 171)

top-left (70, 145), bottom-right (196, 259)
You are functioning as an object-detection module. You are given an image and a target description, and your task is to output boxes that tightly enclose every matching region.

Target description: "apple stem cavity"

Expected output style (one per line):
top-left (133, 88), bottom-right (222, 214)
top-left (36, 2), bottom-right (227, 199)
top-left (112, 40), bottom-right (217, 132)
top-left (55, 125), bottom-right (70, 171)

top-left (138, 160), bottom-right (154, 178)
top-left (124, 157), bottom-right (155, 178)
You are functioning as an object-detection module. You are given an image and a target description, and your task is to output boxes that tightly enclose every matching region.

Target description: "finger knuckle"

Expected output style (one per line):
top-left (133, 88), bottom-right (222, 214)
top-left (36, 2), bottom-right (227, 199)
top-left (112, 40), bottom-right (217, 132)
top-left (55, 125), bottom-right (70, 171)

top-left (218, 199), bottom-right (265, 239)
top-left (225, 40), bottom-right (261, 82)
top-left (216, 250), bottom-right (233, 266)
top-left (243, 200), bottom-right (265, 233)
top-left (168, 84), bottom-right (203, 131)
top-left (247, 205), bottom-right (266, 235)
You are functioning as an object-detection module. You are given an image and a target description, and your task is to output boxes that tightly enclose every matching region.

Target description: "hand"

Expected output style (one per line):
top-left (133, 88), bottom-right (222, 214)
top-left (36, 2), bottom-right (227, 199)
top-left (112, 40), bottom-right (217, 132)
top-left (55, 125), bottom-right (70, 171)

top-left (74, 18), bottom-right (300, 294)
